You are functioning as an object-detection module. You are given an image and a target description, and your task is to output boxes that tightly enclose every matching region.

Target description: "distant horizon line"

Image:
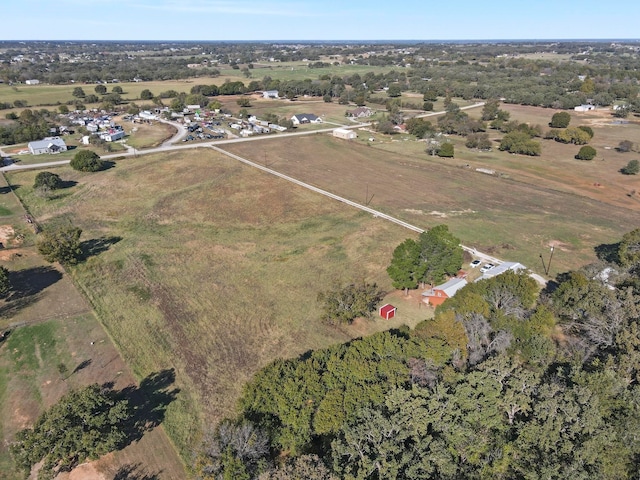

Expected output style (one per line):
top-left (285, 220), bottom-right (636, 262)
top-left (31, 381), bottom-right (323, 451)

top-left (1, 38), bottom-right (640, 44)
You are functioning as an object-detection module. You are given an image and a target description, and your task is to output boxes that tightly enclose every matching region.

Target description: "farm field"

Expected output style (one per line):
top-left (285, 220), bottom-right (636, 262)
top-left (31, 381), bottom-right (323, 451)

top-left (0, 250), bottom-right (186, 479)
top-left (223, 129), bottom-right (639, 275)
top-left (6, 150), bottom-right (429, 462)
top-left (0, 63), bottom-right (396, 113)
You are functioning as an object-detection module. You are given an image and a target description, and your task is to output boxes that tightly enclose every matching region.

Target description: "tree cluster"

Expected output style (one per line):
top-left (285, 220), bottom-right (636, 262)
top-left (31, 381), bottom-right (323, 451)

top-left (196, 229), bottom-right (640, 479)
top-left (317, 282), bottom-right (384, 325)
top-left (10, 384), bottom-right (131, 479)
top-left (387, 225), bottom-right (463, 292)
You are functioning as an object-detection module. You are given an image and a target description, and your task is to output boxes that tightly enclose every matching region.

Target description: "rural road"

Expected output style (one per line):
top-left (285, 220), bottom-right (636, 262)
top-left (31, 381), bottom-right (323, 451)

top-left (0, 101), bottom-right (546, 284)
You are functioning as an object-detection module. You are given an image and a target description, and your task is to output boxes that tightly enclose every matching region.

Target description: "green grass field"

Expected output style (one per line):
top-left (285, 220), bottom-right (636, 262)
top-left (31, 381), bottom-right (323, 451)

top-left (6, 150), bottom-right (426, 459)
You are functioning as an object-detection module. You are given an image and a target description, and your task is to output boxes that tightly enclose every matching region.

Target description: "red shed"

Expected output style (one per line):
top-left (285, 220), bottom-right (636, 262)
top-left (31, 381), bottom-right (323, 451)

top-left (379, 304), bottom-right (396, 320)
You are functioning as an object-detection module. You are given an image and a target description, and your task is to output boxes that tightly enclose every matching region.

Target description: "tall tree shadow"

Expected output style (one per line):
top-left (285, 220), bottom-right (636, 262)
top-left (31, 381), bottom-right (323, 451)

top-left (0, 266), bottom-right (62, 318)
top-left (113, 463), bottom-right (162, 480)
top-left (8, 266), bottom-right (62, 299)
top-left (81, 236), bottom-right (122, 259)
top-left (72, 358), bottom-right (92, 375)
top-left (0, 184), bottom-right (19, 194)
top-left (110, 368), bottom-right (180, 446)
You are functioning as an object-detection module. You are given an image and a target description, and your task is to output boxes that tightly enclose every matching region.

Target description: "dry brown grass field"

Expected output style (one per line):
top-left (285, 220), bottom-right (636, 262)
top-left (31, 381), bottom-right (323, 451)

top-left (6, 150), bottom-right (428, 463)
top-left (223, 120), bottom-right (639, 274)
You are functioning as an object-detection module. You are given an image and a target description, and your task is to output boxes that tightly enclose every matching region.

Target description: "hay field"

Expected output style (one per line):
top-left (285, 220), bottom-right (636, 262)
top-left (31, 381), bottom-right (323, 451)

top-left (7, 150), bottom-right (420, 457)
top-left (223, 133), bottom-right (639, 275)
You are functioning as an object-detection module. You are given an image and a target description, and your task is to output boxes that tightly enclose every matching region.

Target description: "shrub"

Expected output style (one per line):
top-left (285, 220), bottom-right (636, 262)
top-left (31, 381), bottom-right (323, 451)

top-left (621, 159), bottom-right (639, 175)
top-left (437, 142), bottom-right (454, 157)
top-left (70, 150), bottom-right (105, 172)
top-left (550, 111), bottom-right (571, 128)
top-left (577, 125), bottom-right (594, 139)
top-left (0, 266), bottom-right (11, 298)
top-left (33, 171), bottom-right (62, 190)
top-left (499, 131), bottom-right (541, 156)
top-left (576, 145), bottom-right (597, 160)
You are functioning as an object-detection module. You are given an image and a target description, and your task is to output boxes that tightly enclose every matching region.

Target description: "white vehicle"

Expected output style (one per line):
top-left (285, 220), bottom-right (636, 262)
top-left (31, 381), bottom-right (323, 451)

top-left (480, 263), bottom-right (495, 273)
top-left (470, 259), bottom-right (482, 268)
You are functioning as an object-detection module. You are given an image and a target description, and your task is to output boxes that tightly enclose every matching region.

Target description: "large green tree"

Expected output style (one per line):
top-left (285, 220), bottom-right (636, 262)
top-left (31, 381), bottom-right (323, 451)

top-left (387, 239), bottom-right (423, 293)
top-left (0, 265), bottom-right (11, 298)
top-left (70, 150), bottom-right (106, 172)
top-left (37, 226), bottom-right (83, 264)
top-left (417, 225), bottom-right (463, 286)
top-left (10, 384), bottom-right (131, 479)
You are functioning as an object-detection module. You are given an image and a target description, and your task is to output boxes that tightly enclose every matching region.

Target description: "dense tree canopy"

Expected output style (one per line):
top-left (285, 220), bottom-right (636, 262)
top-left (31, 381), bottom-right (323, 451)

top-left (33, 171), bottom-right (62, 190)
top-left (10, 384), bottom-right (131, 479)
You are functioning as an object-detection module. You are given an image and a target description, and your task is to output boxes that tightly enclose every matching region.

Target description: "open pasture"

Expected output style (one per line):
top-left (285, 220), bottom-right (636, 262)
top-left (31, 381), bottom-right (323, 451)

top-left (0, 248), bottom-right (186, 479)
top-left (7, 150), bottom-right (425, 458)
top-left (223, 131), bottom-right (638, 274)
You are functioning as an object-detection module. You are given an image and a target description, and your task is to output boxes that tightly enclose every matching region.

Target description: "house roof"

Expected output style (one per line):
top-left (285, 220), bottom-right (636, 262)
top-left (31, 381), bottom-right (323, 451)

top-left (477, 262), bottom-right (526, 281)
top-left (422, 277), bottom-right (468, 298)
top-left (292, 114), bottom-right (319, 122)
top-left (348, 106), bottom-right (371, 116)
top-left (28, 137), bottom-right (67, 150)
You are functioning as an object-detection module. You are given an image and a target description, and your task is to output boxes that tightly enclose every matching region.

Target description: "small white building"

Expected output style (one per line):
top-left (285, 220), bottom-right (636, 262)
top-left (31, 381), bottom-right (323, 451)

top-left (574, 104), bottom-right (595, 112)
top-left (28, 137), bottom-right (67, 155)
top-left (263, 90), bottom-right (279, 99)
top-left (25, 79), bottom-right (40, 85)
top-left (333, 128), bottom-right (357, 140)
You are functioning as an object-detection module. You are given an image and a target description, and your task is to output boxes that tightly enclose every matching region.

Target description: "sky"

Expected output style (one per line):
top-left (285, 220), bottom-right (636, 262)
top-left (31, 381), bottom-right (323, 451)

top-left (2, 0), bottom-right (640, 41)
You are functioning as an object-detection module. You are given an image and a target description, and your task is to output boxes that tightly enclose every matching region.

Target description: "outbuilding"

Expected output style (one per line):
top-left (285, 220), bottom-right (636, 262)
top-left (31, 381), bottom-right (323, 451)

top-left (379, 304), bottom-right (397, 320)
top-left (422, 277), bottom-right (468, 306)
top-left (333, 128), bottom-right (357, 140)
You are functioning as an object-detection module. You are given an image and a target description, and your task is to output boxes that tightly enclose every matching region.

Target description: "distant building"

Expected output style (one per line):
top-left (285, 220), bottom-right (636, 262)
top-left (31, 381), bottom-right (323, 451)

top-left (28, 137), bottom-right (67, 155)
top-left (263, 90), bottom-right (279, 99)
top-left (25, 79), bottom-right (40, 85)
top-left (100, 129), bottom-right (125, 142)
top-left (333, 128), bottom-right (357, 140)
top-left (574, 104), bottom-right (595, 112)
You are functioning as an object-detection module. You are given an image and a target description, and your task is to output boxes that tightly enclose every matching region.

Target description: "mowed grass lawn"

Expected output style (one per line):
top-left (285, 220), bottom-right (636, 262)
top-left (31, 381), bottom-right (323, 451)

top-left (7, 150), bottom-right (421, 459)
top-left (223, 132), bottom-right (639, 275)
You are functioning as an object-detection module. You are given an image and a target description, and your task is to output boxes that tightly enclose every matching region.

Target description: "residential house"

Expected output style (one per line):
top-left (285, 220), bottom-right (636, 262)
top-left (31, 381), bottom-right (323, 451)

top-left (346, 106), bottom-right (373, 118)
top-left (25, 79), bottom-right (40, 85)
top-left (28, 137), bottom-right (68, 155)
top-left (100, 129), bottom-right (125, 142)
top-left (422, 277), bottom-right (468, 306)
top-left (574, 104), bottom-right (595, 112)
top-left (291, 114), bottom-right (322, 125)
top-left (263, 90), bottom-right (279, 99)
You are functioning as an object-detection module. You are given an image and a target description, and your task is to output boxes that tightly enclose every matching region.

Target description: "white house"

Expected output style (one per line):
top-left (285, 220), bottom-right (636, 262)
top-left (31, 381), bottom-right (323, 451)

top-left (25, 79), bottom-right (40, 85)
top-left (263, 90), bottom-right (279, 99)
top-left (28, 137), bottom-right (67, 155)
top-left (574, 104), bottom-right (595, 112)
top-left (333, 128), bottom-right (357, 140)
top-left (291, 114), bottom-right (322, 125)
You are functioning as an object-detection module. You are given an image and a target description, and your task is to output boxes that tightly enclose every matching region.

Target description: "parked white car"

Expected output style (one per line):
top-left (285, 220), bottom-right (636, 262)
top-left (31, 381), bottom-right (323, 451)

top-left (480, 263), bottom-right (495, 273)
top-left (470, 259), bottom-right (482, 268)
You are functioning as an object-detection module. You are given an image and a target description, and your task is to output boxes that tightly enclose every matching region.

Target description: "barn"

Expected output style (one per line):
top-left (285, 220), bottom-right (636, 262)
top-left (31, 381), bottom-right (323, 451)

top-left (333, 128), bottom-right (357, 140)
top-left (379, 304), bottom-right (396, 320)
